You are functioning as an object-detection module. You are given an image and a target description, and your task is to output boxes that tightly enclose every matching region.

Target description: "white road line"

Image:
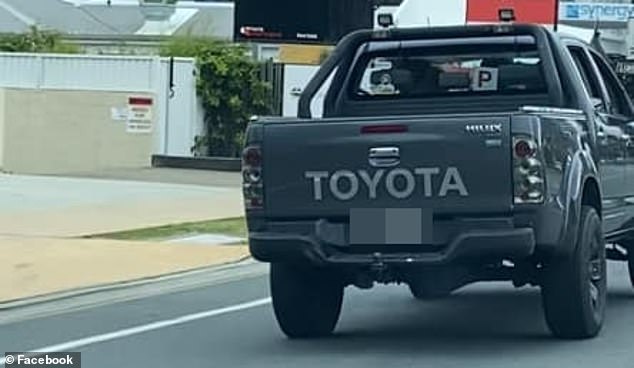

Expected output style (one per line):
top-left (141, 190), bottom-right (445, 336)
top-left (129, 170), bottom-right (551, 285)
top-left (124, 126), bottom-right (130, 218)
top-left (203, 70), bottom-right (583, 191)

top-left (0, 297), bottom-right (271, 364)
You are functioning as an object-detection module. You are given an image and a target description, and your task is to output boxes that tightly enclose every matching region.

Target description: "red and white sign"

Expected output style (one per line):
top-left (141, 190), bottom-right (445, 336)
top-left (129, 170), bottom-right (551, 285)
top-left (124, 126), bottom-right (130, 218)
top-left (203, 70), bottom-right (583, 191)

top-left (127, 96), bottom-right (153, 134)
top-left (466, 0), bottom-right (558, 26)
top-left (128, 96), bottom-right (153, 120)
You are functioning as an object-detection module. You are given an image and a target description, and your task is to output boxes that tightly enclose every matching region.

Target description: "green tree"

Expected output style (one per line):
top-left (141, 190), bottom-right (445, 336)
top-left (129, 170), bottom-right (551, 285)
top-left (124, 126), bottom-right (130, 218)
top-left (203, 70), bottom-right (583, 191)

top-left (162, 37), bottom-right (272, 157)
top-left (0, 26), bottom-right (79, 53)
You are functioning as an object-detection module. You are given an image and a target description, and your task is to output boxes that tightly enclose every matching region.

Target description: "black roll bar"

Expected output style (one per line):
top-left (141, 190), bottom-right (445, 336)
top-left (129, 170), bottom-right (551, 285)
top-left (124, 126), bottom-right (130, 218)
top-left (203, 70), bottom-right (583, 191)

top-left (297, 23), bottom-right (565, 119)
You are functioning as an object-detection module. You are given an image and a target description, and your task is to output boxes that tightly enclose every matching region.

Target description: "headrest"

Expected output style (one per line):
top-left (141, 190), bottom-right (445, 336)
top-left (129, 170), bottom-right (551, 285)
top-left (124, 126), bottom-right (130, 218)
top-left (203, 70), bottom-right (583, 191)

top-left (369, 68), bottom-right (415, 93)
top-left (497, 63), bottom-right (545, 90)
top-left (390, 68), bottom-right (415, 93)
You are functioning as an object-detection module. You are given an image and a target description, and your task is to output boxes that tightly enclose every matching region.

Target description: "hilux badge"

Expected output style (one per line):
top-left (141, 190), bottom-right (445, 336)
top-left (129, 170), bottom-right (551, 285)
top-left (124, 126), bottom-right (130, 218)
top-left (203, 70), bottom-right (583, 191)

top-left (465, 123), bottom-right (503, 135)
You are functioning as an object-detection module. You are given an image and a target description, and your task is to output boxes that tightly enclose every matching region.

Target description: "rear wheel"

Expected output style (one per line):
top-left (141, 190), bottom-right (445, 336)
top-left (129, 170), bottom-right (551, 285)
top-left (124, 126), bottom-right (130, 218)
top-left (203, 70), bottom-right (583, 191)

top-left (270, 263), bottom-right (344, 339)
top-left (540, 206), bottom-right (607, 339)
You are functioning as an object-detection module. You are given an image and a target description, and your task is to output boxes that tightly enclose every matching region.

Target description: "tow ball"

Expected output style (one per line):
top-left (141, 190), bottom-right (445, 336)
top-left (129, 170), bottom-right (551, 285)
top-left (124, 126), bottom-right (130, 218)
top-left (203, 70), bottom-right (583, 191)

top-left (369, 252), bottom-right (395, 284)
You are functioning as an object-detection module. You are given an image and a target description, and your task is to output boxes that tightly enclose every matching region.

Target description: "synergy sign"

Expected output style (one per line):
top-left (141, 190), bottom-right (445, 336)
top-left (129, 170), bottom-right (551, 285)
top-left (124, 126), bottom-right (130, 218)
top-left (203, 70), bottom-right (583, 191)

top-left (560, 2), bottom-right (634, 23)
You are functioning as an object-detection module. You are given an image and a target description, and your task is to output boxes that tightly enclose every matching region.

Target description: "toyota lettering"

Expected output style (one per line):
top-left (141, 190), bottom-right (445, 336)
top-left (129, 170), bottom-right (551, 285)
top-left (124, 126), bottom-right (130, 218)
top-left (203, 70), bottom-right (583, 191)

top-left (304, 167), bottom-right (468, 201)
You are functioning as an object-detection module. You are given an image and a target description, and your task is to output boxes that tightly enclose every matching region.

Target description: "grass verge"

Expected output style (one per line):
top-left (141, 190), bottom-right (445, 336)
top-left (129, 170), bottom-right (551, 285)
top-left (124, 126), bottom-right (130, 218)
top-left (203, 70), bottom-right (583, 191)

top-left (87, 217), bottom-right (247, 241)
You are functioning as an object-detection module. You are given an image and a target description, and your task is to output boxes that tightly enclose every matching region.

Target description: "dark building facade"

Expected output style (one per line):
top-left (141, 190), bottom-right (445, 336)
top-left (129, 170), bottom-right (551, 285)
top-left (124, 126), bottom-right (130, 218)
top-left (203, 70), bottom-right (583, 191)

top-left (234, 0), bottom-right (402, 44)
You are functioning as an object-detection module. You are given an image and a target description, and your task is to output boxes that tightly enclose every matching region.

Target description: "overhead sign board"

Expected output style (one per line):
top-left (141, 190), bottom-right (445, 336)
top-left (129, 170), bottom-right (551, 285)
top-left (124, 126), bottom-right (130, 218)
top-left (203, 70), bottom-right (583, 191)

top-left (465, 1), bottom-right (634, 27)
top-left (559, 2), bottom-right (634, 23)
top-left (233, 0), bottom-right (374, 45)
top-left (466, 0), bottom-right (558, 25)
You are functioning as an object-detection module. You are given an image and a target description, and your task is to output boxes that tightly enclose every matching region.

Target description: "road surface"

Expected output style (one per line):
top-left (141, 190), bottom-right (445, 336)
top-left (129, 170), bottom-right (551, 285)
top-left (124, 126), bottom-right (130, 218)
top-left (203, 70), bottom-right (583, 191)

top-left (2, 261), bottom-right (634, 368)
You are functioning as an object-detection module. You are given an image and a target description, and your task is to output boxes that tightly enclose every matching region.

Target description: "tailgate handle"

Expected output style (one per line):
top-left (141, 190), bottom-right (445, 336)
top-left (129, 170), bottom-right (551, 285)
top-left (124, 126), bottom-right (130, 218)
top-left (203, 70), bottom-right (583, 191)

top-left (369, 147), bottom-right (400, 167)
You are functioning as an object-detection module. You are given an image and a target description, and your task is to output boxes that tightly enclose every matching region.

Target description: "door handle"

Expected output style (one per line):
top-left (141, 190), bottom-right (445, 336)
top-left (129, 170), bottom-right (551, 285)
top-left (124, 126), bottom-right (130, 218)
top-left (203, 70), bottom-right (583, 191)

top-left (369, 147), bottom-right (400, 168)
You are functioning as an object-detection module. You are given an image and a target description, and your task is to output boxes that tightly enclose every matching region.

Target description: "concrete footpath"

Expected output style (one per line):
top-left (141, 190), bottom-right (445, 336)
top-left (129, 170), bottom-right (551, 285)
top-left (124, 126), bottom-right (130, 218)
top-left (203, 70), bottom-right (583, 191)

top-left (0, 172), bottom-right (244, 237)
top-left (0, 170), bottom-right (249, 305)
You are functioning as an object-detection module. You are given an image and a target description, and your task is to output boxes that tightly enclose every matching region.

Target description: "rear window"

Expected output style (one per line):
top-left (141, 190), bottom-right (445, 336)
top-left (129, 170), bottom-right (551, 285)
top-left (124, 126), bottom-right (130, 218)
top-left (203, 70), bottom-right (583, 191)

top-left (350, 40), bottom-right (547, 100)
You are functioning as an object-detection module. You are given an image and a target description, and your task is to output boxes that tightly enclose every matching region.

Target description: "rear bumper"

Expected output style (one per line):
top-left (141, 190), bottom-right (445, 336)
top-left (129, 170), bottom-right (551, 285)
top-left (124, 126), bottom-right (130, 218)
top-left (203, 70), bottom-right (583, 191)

top-left (249, 226), bottom-right (535, 267)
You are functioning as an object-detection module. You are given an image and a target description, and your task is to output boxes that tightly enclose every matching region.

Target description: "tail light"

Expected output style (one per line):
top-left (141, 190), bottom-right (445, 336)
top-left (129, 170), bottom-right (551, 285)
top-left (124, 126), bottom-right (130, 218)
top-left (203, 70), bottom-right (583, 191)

top-left (513, 135), bottom-right (545, 204)
top-left (242, 145), bottom-right (264, 210)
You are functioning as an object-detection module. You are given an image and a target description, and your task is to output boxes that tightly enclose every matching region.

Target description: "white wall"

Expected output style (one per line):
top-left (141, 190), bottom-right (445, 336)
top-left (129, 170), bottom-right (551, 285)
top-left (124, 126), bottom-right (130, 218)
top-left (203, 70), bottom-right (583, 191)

top-left (0, 53), bottom-right (202, 158)
top-left (155, 58), bottom-right (205, 156)
top-left (0, 88), bottom-right (155, 174)
top-left (394, 0), bottom-right (467, 27)
top-left (0, 53), bottom-right (158, 91)
top-left (282, 64), bottom-right (332, 118)
top-left (0, 88), bottom-right (4, 169)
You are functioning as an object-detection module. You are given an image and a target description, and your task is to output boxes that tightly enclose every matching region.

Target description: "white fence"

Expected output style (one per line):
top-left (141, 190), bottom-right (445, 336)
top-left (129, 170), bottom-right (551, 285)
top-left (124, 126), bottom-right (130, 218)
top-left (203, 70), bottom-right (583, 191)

top-left (282, 64), bottom-right (326, 118)
top-left (0, 52), bottom-right (204, 157)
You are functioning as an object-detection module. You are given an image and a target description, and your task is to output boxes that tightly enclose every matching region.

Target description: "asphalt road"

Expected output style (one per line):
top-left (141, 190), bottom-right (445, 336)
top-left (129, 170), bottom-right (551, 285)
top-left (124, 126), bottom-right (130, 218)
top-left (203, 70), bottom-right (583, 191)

top-left (2, 261), bottom-right (634, 368)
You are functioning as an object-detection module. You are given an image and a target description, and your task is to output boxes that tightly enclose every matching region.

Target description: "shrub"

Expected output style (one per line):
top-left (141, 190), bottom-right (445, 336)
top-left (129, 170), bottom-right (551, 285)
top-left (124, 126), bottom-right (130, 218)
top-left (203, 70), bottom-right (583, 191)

top-left (162, 36), bottom-right (272, 157)
top-left (0, 26), bottom-right (79, 53)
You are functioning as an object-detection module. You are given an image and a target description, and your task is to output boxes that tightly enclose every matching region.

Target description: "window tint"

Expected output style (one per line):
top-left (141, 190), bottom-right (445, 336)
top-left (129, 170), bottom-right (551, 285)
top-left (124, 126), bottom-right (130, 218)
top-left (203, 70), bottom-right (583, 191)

top-left (589, 51), bottom-right (629, 117)
top-left (349, 41), bottom-right (547, 100)
top-left (567, 46), bottom-right (602, 101)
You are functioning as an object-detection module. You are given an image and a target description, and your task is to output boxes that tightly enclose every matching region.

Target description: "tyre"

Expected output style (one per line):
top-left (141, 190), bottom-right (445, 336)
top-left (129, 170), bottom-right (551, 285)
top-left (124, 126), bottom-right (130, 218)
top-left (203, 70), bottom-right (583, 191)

top-left (541, 206), bottom-right (607, 339)
top-left (270, 263), bottom-right (344, 339)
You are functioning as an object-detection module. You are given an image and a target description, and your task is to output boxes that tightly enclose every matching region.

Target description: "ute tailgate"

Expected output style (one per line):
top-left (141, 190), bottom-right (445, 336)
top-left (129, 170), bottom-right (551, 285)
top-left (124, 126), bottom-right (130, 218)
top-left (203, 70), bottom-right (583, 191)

top-left (261, 114), bottom-right (513, 218)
